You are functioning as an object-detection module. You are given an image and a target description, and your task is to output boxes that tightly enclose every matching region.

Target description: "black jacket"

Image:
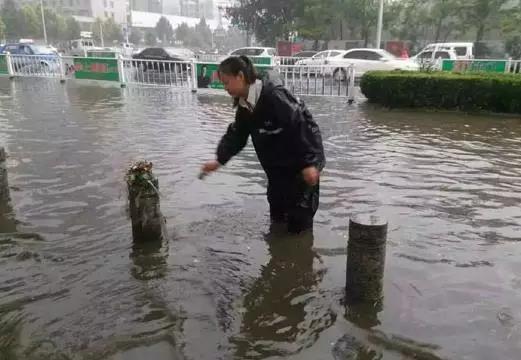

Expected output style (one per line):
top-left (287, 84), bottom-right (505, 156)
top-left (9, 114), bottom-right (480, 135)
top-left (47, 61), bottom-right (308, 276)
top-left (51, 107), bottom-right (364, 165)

top-left (216, 75), bottom-right (325, 172)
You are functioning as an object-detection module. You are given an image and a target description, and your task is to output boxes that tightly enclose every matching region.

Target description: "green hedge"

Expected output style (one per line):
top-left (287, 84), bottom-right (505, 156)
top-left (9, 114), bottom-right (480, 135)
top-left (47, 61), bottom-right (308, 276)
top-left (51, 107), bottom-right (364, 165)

top-left (360, 71), bottom-right (521, 114)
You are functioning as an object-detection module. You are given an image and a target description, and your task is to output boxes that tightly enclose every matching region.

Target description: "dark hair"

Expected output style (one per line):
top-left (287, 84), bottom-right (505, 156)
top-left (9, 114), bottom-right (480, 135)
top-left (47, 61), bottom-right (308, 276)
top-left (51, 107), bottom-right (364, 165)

top-left (218, 55), bottom-right (257, 84)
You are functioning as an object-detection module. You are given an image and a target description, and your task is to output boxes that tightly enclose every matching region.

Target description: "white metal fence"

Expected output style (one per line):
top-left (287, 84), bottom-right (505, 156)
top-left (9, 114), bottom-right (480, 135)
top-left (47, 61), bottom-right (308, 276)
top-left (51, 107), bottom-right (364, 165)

top-left (507, 60), bottom-right (521, 74)
top-left (120, 58), bottom-right (195, 88)
top-left (279, 64), bottom-right (356, 101)
top-left (0, 54), bottom-right (358, 99)
top-left (9, 54), bottom-right (64, 79)
top-left (277, 56), bottom-right (310, 66)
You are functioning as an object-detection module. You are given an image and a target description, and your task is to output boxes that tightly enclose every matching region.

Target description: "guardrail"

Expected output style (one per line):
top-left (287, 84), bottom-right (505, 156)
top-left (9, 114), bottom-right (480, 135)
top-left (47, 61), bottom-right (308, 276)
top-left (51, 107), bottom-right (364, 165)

top-left (9, 54), bottom-right (64, 79)
top-left (120, 58), bottom-right (195, 89)
top-left (277, 56), bottom-right (310, 66)
top-left (507, 60), bottom-right (521, 74)
top-left (0, 54), bottom-right (357, 100)
top-left (278, 64), bottom-right (355, 101)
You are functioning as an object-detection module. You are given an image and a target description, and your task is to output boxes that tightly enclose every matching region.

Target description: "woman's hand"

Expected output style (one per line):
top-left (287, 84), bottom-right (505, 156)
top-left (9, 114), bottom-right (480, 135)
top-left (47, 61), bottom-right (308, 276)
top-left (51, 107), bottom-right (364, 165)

top-left (302, 166), bottom-right (320, 186)
top-left (200, 160), bottom-right (221, 179)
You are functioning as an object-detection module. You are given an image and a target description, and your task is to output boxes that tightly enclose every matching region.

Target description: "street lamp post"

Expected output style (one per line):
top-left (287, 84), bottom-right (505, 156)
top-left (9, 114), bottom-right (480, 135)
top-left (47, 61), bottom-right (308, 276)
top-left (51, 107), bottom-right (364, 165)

top-left (40, 0), bottom-right (48, 44)
top-left (100, 22), bottom-right (105, 47)
top-left (375, 0), bottom-right (384, 49)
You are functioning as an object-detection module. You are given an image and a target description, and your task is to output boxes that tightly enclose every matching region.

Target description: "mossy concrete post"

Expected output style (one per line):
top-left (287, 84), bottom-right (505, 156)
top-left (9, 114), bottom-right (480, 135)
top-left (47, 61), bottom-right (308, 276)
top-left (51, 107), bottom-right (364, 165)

top-left (0, 147), bottom-right (9, 202)
top-left (345, 214), bottom-right (387, 304)
top-left (126, 161), bottom-right (164, 241)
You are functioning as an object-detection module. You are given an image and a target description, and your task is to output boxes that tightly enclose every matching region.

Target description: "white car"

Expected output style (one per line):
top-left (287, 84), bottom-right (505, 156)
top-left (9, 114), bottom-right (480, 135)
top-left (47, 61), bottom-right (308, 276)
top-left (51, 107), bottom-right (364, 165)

top-left (294, 50), bottom-right (347, 66)
top-left (70, 38), bottom-right (103, 57)
top-left (411, 49), bottom-right (458, 70)
top-left (327, 48), bottom-right (419, 79)
top-left (417, 42), bottom-right (474, 60)
top-left (229, 47), bottom-right (278, 65)
top-left (229, 47), bottom-right (277, 57)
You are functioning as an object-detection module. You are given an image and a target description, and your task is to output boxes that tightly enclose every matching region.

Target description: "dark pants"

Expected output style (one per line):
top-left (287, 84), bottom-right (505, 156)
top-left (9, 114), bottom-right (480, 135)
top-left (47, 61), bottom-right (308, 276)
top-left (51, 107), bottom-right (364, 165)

top-left (266, 168), bottom-right (319, 233)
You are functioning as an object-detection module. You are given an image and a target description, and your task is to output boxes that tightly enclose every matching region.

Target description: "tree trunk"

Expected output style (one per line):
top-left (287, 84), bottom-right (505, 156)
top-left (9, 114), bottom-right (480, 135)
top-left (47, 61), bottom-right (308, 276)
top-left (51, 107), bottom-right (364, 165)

top-left (340, 20), bottom-right (343, 40)
top-left (434, 18), bottom-right (443, 42)
top-left (362, 26), bottom-right (370, 47)
top-left (475, 23), bottom-right (485, 43)
top-left (246, 30), bottom-right (252, 47)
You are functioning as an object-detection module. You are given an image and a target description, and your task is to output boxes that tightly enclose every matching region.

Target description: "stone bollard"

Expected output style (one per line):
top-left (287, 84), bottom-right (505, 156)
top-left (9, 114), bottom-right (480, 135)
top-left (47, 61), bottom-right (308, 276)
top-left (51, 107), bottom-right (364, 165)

top-left (0, 147), bottom-right (9, 203)
top-left (126, 161), bottom-right (165, 241)
top-left (345, 214), bottom-right (387, 304)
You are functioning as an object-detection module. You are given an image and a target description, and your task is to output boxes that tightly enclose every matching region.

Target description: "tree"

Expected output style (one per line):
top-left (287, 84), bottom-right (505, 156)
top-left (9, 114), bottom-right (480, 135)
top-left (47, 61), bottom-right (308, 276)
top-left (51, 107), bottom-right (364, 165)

top-left (343, 0), bottom-right (380, 47)
top-left (155, 16), bottom-right (174, 44)
top-left (144, 30), bottom-right (157, 46)
top-left (194, 18), bottom-right (213, 48)
top-left (1, 0), bottom-right (22, 40)
top-left (462, 0), bottom-right (509, 43)
top-left (227, 0), bottom-right (298, 45)
top-left (129, 29), bottom-right (143, 45)
top-left (175, 23), bottom-right (191, 44)
top-left (502, 4), bottom-right (521, 58)
top-left (103, 17), bottom-right (123, 43)
top-left (65, 16), bottom-right (81, 41)
top-left (93, 17), bottom-right (122, 45)
top-left (430, 0), bottom-right (465, 42)
top-left (294, 0), bottom-right (336, 47)
top-left (0, 17), bottom-right (5, 41)
top-left (20, 4), bottom-right (41, 39)
top-left (41, 7), bottom-right (67, 41)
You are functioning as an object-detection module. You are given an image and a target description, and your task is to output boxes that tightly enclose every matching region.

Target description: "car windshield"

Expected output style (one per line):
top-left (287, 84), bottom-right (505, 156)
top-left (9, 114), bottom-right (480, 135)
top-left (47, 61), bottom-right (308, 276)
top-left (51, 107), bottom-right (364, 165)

top-left (32, 45), bottom-right (55, 55)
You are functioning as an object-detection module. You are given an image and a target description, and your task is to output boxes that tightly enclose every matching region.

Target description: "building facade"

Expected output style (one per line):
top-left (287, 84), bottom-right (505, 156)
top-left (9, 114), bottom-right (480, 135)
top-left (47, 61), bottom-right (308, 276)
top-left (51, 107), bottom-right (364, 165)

top-left (180, 0), bottom-right (198, 18)
top-left (131, 0), bottom-right (163, 13)
top-left (91, 0), bottom-right (127, 23)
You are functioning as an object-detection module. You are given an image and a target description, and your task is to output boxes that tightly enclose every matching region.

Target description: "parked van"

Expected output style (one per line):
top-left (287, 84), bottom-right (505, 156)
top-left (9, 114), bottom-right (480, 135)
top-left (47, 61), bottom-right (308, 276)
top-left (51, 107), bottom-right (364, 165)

top-left (418, 42), bottom-right (474, 60)
top-left (411, 48), bottom-right (459, 69)
top-left (70, 38), bottom-right (103, 57)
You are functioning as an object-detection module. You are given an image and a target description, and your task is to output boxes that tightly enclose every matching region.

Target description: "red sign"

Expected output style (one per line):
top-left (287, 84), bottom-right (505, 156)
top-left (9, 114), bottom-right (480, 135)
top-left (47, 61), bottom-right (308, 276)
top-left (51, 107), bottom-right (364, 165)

top-left (90, 63), bottom-right (108, 73)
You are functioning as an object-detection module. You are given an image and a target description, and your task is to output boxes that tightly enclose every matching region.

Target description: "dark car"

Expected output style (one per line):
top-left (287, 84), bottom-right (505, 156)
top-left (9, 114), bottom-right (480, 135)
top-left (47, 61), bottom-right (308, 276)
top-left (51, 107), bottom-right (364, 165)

top-left (131, 47), bottom-right (192, 72)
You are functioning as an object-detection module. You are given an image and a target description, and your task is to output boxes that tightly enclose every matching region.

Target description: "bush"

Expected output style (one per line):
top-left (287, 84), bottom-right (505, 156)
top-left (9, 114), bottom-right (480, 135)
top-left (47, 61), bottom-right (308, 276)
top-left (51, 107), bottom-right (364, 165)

top-left (360, 71), bottom-right (521, 114)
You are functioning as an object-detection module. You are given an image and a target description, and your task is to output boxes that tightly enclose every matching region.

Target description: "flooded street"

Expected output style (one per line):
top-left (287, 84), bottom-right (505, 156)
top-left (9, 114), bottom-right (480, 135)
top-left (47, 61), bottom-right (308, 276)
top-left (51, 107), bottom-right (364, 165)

top-left (1, 78), bottom-right (521, 360)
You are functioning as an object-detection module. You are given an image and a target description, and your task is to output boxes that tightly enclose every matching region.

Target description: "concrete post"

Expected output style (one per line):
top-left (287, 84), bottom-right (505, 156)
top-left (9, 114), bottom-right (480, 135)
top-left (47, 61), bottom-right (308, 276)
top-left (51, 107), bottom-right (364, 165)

top-left (347, 66), bottom-right (356, 104)
top-left (345, 214), bottom-right (387, 304)
top-left (118, 54), bottom-right (127, 88)
top-left (191, 60), bottom-right (197, 93)
top-left (58, 55), bottom-right (66, 84)
top-left (6, 53), bottom-right (15, 79)
top-left (126, 161), bottom-right (164, 241)
top-left (0, 147), bottom-right (9, 202)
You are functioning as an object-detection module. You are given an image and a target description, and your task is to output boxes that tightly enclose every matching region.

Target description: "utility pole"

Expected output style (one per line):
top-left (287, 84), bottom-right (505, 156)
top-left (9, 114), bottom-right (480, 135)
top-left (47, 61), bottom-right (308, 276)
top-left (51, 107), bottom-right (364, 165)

top-left (375, 0), bottom-right (384, 49)
top-left (40, 0), bottom-right (48, 44)
top-left (100, 22), bottom-right (105, 47)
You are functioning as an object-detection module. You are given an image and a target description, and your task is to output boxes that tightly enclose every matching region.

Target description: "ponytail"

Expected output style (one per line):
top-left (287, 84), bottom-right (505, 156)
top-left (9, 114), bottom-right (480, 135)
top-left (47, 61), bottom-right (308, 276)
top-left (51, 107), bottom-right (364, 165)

top-left (218, 55), bottom-right (258, 84)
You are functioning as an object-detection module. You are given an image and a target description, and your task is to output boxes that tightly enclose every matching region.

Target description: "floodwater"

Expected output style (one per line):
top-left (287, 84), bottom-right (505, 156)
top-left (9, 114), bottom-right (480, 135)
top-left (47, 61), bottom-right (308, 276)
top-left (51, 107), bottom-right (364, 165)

top-left (0, 78), bottom-right (521, 360)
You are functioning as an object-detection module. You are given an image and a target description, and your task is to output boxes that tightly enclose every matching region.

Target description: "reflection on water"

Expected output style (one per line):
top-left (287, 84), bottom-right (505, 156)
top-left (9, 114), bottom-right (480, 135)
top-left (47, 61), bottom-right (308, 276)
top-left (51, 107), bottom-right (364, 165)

top-left (130, 239), bottom-right (168, 281)
top-left (0, 78), bottom-right (521, 359)
top-left (232, 227), bottom-right (334, 358)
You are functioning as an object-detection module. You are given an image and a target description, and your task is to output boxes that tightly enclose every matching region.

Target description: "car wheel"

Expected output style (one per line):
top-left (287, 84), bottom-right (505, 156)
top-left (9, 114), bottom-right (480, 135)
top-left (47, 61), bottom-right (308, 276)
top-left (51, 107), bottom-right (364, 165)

top-left (333, 68), bottom-right (347, 82)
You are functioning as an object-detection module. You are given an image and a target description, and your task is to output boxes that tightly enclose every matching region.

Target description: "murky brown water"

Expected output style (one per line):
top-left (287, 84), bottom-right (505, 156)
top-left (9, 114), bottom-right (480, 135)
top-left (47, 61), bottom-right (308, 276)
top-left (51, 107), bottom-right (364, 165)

top-left (1, 78), bottom-right (521, 360)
